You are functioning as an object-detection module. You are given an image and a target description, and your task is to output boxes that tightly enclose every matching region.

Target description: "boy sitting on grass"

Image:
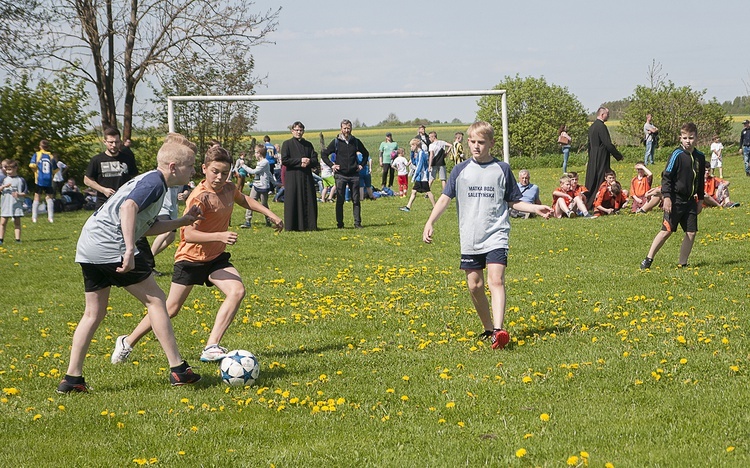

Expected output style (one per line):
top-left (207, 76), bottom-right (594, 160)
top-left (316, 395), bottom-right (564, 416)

top-left (422, 122), bottom-right (552, 350)
top-left (58, 139), bottom-right (203, 393)
top-left (112, 145), bottom-right (283, 365)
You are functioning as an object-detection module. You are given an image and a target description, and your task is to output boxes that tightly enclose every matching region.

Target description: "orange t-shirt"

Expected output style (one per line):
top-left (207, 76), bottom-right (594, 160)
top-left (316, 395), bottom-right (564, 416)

top-left (704, 176), bottom-right (725, 198)
top-left (174, 180), bottom-right (237, 263)
top-left (552, 186), bottom-right (569, 205)
top-left (594, 185), bottom-right (627, 210)
top-left (630, 175), bottom-right (652, 198)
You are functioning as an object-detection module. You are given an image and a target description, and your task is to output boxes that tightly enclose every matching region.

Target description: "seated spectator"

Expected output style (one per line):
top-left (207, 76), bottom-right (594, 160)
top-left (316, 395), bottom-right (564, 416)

top-left (552, 174), bottom-right (579, 218)
top-left (638, 186), bottom-right (663, 213)
top-left (630, 163), bottom-right (653, 213)
top-left (510, 169), bottom-right (541, 218)
top-left (61, 178), bottom-right (87, 211)
top-left (566, 171), bottom-right (592, 217)
top-left (703, 168), bottom-right (740, 208)
top-left (594, 180), bottom-right (627, 216)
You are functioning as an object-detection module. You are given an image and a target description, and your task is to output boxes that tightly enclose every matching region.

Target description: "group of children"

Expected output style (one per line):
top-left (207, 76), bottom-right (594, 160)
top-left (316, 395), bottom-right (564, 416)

top-left (56, 134), bottom-right (284, 393)
top-left (40, 120), bottom-right (736, 394)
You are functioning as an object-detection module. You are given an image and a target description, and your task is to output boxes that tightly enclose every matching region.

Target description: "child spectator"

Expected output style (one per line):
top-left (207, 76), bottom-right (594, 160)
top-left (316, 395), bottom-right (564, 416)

top-left (594, 180), bottom-right (627, 215)
top-left (567, 172), bottom-right (590, 216)
top-left (639, 186), bottom-right (663, 213)
top-left (399, 138), bottom-right (434, 212)
top-left (710, 135), bottom-right (723, 178)
top-left (552, 174), bottom-right (578, 218)
top-left (0, 159), bottom-right (27, 244)
top-left (29, 139), bottom-right (58, 223)
top-left (111, 146), bottom-right (284, 365)
top-left (58, 139), bottom-right (203, 393)
top-left (640, 122), bottom-right (706, 270)
top-left (233, 152), bottom-right (248, 192)
top-left (449, 131), bottom-right (465, 164)
top-left (422, 122), bottom-right (552, 350)
top-left (319, 153), bottom-right (336, 202)
top-left (239, 144), bottom-right (274, 228)
top-left (630, 163), bottom-right (653, 213)
top-left (703, 167), bottom-right (739, 208)
top-left (391, 148), bottom-right (410, 197)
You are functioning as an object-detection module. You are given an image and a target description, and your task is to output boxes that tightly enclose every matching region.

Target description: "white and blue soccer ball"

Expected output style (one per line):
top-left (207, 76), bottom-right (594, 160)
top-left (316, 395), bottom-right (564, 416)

top-left (219, 350), bottom-right (260, 387)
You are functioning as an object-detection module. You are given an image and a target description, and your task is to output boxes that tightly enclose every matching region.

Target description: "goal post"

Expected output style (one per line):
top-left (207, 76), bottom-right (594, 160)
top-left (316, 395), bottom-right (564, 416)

top-left (167, 90), bottom-right (509, 162)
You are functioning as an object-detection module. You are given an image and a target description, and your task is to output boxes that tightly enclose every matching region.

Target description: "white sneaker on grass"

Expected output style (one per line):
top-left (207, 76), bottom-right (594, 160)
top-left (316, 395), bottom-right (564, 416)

top-left (200, 344), bottom-right (228, 362)
top-left (111, 335), bottom-right (133, 364)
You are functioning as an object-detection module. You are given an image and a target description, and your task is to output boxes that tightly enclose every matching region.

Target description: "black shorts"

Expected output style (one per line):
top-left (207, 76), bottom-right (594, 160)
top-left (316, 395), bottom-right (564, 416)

top-left (460, 248), bottom-right (508, 270)
top-left (172, 252), bottom-right (233, 287)
top-left (413, 181), bottom-right (430, 193)
top-left (80, 253), bottom-right (154, 292)
top-left (136, 237), bottom-right (155, 270)
top-left (661, 199), bottom-right (698, 233)
top-left (35, 185), bottom-right (54, 195)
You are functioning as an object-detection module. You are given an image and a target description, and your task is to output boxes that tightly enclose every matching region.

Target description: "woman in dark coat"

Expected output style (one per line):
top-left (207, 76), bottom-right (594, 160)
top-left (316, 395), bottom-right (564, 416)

top-left (281, 121), bottom-right (319, 231)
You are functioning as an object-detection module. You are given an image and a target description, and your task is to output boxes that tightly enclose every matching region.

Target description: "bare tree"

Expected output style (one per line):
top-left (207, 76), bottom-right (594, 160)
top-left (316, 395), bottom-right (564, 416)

top-left (647, 59), bottom-right (667, 90)
top-left (4, 1), bottom-right (279, 140)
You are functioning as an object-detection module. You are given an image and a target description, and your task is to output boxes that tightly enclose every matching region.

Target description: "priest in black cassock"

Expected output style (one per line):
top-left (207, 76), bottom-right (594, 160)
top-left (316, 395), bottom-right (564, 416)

top-left (281, 121), bottom-right (319, 231)
top-left (584, 107), bottom-right (623, 210)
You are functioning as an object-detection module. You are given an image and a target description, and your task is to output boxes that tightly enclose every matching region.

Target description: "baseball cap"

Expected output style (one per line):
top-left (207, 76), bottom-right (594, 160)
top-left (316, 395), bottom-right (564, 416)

top-left (385, 132), bottom-right (392, 137)
top-left (744, 120), bottom-right (750, 124)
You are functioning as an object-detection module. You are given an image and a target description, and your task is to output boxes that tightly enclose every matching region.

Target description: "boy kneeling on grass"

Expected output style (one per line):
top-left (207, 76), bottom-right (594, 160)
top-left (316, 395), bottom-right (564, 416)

top-left (422, 122), bottom-right (552, 350)
top-left (58, 138), bottom-right (203, 393)
top-left (111, 145), bottom-right (283, 365)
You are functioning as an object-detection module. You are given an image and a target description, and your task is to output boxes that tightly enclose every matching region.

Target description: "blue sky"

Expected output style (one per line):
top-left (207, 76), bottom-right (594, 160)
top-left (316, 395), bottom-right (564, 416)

top-left (243, 0), bottom-right (748, 131)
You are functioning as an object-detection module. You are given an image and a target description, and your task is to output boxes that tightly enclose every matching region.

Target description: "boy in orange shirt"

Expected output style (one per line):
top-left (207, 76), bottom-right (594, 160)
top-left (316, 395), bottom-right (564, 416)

top-left (594, 180), bottom-right (627, 215)
top-left (630, 163), bottom-right (653, 213)
top-left (703, 167), bottom-right (739, 208)
top-left (566, 171), bottom-right (592, 217)
top-left (112, 146), bottom-right (284, 364)
top-left (552, 174), bottom-right (578, 218)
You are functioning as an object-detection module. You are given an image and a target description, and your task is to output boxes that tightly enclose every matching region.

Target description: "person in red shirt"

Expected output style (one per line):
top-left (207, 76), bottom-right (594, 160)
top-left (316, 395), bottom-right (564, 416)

top-left (630, 163), bottom-right (654, 213)
top-left (703, 167), bottom-right (739, 208)
top-left (594, 180), bottom-right (627, 216)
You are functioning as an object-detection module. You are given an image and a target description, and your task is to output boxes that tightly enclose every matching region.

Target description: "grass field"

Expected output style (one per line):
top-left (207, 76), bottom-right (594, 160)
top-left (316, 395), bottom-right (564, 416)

top-left (1, 147), bottom-right (749, 466)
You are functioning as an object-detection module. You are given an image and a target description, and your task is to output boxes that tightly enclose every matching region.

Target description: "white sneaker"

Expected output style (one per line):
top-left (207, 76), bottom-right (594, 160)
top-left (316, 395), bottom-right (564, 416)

top-left (111, 335), bottom-right (133, 364)
top-left (200, 344), bottom-right (228, 362)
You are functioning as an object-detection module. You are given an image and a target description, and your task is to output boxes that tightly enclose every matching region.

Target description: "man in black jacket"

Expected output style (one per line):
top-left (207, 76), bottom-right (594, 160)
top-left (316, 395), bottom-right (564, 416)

top-left (321, 119), bottom-right (369, 228)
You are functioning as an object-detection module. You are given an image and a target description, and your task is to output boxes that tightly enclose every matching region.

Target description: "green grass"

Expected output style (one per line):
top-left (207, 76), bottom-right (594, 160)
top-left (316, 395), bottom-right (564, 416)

top-left (1, 153), bottom-right (749, 466)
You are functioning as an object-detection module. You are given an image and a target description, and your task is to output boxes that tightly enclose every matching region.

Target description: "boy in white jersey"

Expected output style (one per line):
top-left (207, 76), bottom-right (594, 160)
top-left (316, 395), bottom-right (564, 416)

top-left (423, 122), bottom-right (552, 349)
top-left (57, 139), bottom-right (203, 393)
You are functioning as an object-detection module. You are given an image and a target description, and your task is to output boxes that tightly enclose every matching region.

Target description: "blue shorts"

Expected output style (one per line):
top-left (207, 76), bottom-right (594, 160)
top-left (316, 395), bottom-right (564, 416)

top-left (460, 248), bottom-right (508, 270)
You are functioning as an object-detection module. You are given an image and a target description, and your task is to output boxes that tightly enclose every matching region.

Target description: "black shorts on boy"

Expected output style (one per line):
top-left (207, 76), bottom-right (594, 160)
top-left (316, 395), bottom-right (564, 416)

top-left (172, 252), bottom-right (233, 287)
top-left (414, 181), bottom-right (430, 193)
top-left (661, 199), bottom-right (698, 233)
top-left (460, 248), bottom-right (508, 270)
top-left (80, 253), bottom-right (154, 292)
top-left (35, 185), bottom-right (55, 195)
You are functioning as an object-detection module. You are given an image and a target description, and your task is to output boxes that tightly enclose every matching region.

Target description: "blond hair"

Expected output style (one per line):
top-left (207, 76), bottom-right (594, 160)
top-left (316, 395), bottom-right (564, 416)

top-left (466, 121), bottom-right (494, 140)
top-left (164, 132), bottom-right (198, 154)
top-left (157, 142), bottom-right (195, 167)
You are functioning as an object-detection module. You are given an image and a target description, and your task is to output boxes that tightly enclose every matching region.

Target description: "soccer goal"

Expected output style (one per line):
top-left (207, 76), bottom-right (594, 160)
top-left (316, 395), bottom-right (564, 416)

top-left (167, 90), bottom-right (509, 162)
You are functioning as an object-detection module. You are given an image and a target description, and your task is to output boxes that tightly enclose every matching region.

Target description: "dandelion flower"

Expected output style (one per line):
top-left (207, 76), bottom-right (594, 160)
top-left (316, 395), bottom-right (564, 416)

top-left (516, 448), bottom-right (527, 458)
top-left (540, 413), bottom-right (550, 422)
top-left (567, 455), bottom-right (579, 465)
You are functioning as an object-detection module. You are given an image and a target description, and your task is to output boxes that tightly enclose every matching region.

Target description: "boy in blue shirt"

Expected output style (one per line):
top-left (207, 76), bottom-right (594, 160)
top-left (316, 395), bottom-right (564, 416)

top-left (29, 140), bottom-right (58, 223)
top-left (423, 122), bottom-right (552, 349)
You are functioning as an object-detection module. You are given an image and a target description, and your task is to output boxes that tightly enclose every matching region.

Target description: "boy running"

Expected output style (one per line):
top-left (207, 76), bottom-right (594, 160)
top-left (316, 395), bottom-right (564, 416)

top-left (58, 139), bottom-right (203, 393)
top-left (112, 146), bottom-right (283, 364)
top-left (423, 122), bottom-right (552, 349)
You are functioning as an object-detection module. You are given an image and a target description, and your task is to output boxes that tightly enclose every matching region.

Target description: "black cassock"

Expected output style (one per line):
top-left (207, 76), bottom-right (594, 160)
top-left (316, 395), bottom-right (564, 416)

top-left (281, 137), bottom-right (319, 231)
top-left (584, 119), bottom-right (623, 209)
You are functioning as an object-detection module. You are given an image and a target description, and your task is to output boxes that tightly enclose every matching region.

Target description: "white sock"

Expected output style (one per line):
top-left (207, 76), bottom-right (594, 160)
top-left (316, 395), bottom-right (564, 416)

top-left (46, 199), bottom-right (54, 221)
top-left (31, 200), bottom-right (39, 220)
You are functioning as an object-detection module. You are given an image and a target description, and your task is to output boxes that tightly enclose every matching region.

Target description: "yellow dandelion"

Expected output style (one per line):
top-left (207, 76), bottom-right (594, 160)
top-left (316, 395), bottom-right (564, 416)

top-left (605, 464), bottom-right (615, 468)
top-left (524, 433), bottom-right (533, 439)
top-left (400, 395), bottom-right (409, 401)
top-left (33, 414), bottom-right (42, 421)
top-left (540, 413), bottom-right (550, 421)
top-left (727, 446), bottom-right (735, 452)
top-left (402, 375), bottom-right (410, 381)
top-left (567, 455), bottom-right (579, 465)
top-left (516, 448), bottom-right (527, 458)
top-left (2, 388), bottom-right (20, 396)
top-left (457, 421), bottom-right (465, 427)
top-left (446, 401), bottom-right (455, 409)
top-left (522, 376), bottom-right (532, 383)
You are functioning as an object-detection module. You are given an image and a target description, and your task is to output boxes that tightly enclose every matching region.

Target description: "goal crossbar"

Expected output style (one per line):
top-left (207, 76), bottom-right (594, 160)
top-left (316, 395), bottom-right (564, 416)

top-left (167, 90), bottom-right (509, 162)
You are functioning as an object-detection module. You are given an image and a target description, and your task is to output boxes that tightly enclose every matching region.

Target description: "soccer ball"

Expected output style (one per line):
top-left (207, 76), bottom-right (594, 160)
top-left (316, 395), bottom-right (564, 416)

top-left (219, 350), bottom-right (260, 387)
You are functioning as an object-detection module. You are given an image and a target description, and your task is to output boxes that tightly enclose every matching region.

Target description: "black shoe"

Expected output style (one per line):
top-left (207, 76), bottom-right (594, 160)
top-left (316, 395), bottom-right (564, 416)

top-left (337, 224), bottom-right (344, 229)
top-left (640, 257), bottom-right (653, 270)
top-left (170, 362), bottom-right (201, 386)
top-left (56, 377), bottom-right (90, 394)
top-left (354, 224), bottom-right (363, 229)
top-left (479, 330), bottom-right (493, 340)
